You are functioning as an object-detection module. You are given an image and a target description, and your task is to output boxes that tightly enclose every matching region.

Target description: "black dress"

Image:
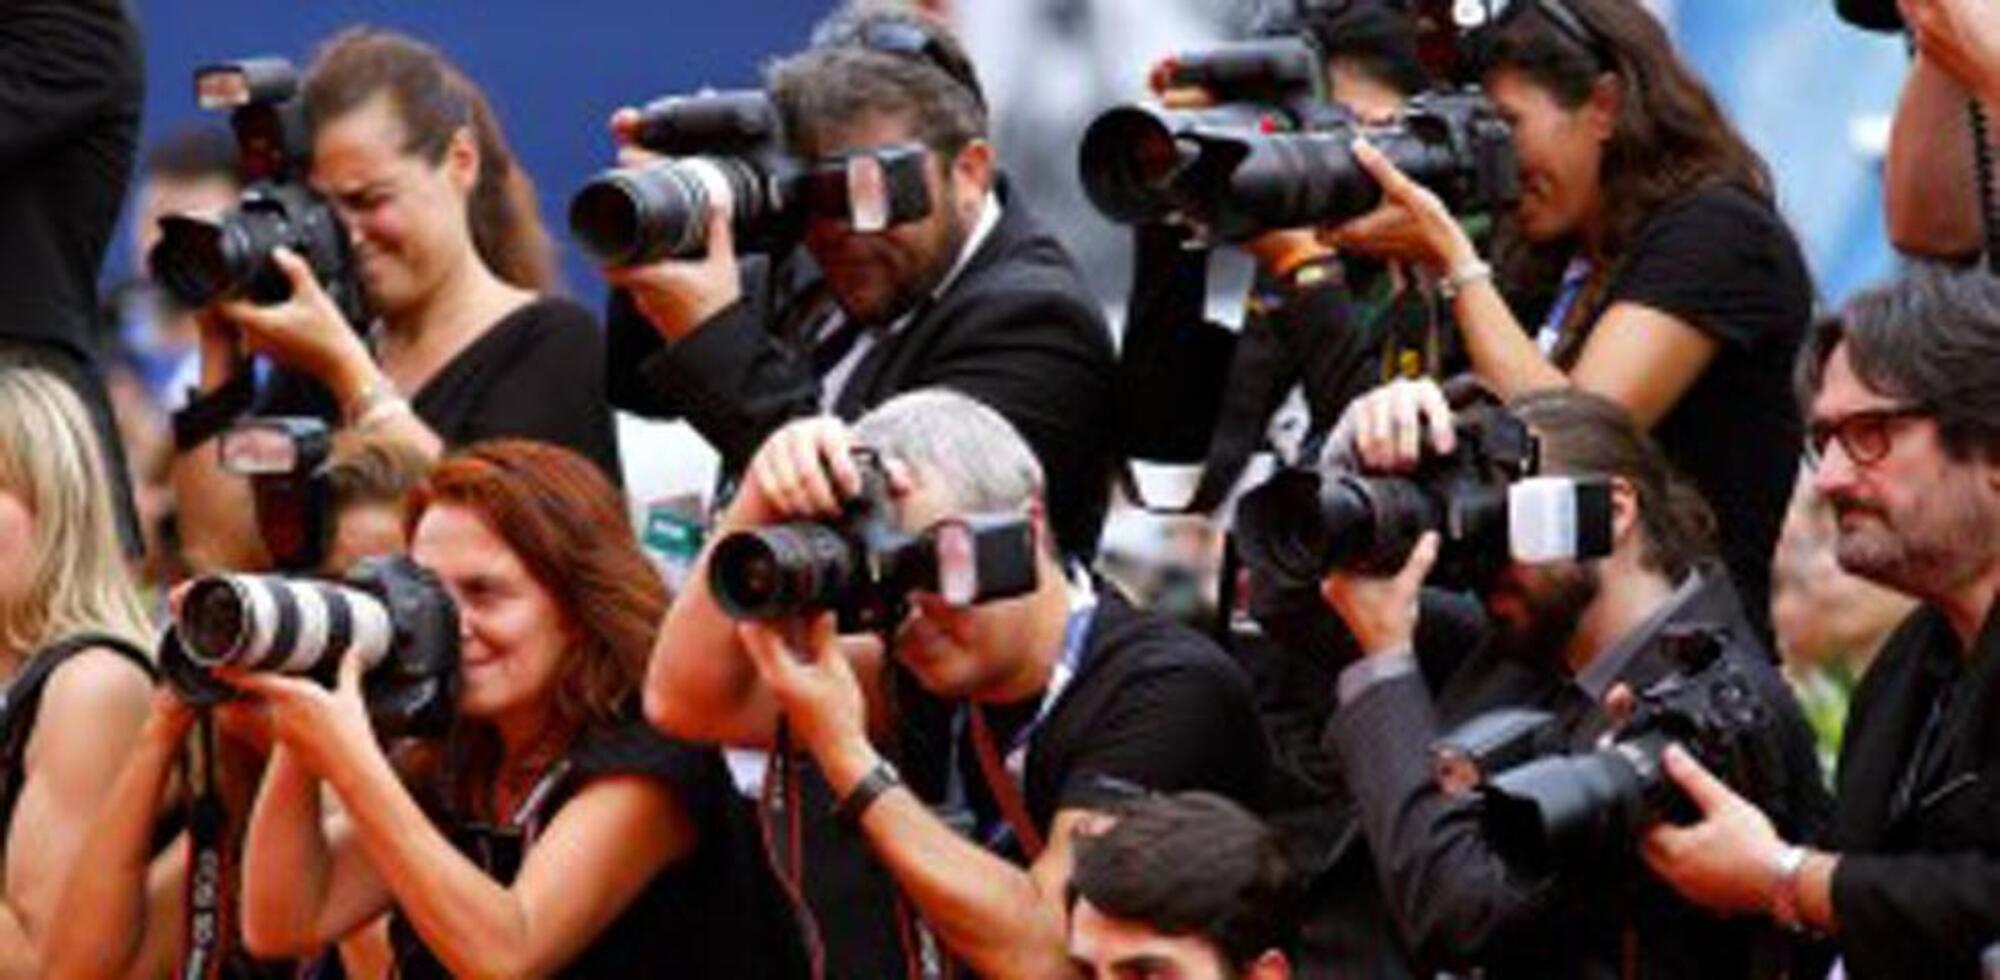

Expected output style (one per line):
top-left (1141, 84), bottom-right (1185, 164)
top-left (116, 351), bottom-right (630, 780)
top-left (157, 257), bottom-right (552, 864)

top-left (262, 297), bottom-right (624, 481)
top-left (387, 719), bottom-right (800, 978)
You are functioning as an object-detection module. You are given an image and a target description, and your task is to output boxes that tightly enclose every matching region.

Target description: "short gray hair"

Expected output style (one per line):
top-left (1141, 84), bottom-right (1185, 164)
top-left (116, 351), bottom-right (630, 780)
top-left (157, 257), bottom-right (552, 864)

top-left (853, 388), bottom-right (1042, 513)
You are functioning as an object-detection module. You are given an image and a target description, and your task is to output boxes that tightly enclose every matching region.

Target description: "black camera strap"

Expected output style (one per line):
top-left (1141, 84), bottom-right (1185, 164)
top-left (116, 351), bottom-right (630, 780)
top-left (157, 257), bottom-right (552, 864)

top-left (179, 709), bottom-right (232, 980)
top-left (1968, 98), bottom-right (2000, 275)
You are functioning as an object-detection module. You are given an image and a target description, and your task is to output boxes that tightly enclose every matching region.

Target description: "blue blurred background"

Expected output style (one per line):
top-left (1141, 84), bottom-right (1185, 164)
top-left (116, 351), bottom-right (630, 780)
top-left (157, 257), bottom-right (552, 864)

top-left (122, 0), bottom-right (1911, 311)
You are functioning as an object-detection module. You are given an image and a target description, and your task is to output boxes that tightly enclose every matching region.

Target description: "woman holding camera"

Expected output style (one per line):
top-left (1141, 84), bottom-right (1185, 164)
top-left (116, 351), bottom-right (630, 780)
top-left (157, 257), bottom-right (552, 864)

top-left (0, 362), bottom-right (161, 977)
top-left (173, 28), bottom-right (621, 574)
top-left (229, 439), bottom-right (780, 977)
top-left (1331, 0), bottom-right (1811, 633)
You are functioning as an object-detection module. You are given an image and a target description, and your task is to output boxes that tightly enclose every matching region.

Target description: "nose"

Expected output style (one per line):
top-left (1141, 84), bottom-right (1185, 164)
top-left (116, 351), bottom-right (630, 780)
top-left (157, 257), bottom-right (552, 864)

top-left (1810, 438), bottom-right (1859, 498)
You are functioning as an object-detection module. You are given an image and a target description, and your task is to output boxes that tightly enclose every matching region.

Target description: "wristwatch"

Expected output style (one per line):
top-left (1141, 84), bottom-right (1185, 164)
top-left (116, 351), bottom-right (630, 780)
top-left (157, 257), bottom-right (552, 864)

top-left (833, 758), bottom-right (902, 826)
top-left (1768, 843), bottom-right (1810, 932)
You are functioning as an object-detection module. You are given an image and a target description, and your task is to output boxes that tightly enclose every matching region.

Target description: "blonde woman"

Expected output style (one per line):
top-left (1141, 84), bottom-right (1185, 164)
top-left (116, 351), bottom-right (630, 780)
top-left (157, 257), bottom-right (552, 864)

top-left (0, 361), bottom-right (157, 976)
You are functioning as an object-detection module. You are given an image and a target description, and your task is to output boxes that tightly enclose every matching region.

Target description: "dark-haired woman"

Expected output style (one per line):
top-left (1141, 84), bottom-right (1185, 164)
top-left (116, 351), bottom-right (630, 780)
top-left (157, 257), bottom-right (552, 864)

top-left (173, 28), bottom-right (621, 574)
top-left (1333, 0), bottom-right (1811, 635)
top-left (232, 440), bottom-right (778, 977)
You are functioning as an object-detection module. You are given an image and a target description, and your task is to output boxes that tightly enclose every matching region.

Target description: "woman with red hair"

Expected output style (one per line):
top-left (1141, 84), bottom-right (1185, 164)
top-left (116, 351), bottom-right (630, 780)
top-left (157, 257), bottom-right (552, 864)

top-left (227, 439), bottom-right (780, 977)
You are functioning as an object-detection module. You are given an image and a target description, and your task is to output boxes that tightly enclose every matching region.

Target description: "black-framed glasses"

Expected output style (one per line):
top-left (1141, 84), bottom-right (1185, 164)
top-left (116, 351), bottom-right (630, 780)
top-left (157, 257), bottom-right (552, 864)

top-left (1806, 404), bottom-right (1932, 468)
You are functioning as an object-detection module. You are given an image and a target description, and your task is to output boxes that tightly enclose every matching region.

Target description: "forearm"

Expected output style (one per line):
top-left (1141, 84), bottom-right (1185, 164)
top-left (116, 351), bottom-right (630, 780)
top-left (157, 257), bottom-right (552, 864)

top-left (320, 737), bottom-right (546, 978)
top-left (1887, 55), bottom-right (1986, 258)
top-left (1450, 279), bottom-right (1569, 398)
top-left (818, 738), bottom-right (1074, 980)
top-left (239, 748), bottom-right (340, 955)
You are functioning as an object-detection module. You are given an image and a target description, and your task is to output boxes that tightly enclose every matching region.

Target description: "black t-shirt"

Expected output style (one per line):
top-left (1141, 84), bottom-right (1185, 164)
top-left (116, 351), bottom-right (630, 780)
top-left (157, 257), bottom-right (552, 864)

top-left (890, 587), bottom-right (1271, 848)
top-left (1586, 183), bottom-right (1811, 641)
top-left (389, 718), bottom-right (800, 979)
top-left (261, 297), bottom-right (623, 481)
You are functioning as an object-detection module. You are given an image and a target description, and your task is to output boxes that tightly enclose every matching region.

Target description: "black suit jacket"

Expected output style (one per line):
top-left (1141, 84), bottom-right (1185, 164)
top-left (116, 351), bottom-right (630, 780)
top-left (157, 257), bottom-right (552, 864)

top-left (608, 178), bottom-right (1116, 559)
top-left (1826, 602), bottom-right (2000, 980)
top-left (1318, 572), bottom-right (1830, 979)
top-left (0, 0), bottom-right (143, 549)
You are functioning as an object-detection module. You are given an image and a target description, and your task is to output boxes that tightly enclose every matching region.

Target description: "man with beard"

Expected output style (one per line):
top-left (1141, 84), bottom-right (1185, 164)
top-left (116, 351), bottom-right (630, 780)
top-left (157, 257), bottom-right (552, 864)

top-left (604, 3), bottom-right (1115, 562)
top-left (1645, 264), bottom-right (2000, 980)
top-left (1304, 379), bottom-right (1828, 978)
top-left (647, 390), bottom-right (1269, 979)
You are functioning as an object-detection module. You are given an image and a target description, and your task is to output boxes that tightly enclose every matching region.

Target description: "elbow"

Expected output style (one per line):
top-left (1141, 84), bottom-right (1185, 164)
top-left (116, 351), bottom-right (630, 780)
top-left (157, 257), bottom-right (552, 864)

top-left (240, 915), bottom-right (316, 962)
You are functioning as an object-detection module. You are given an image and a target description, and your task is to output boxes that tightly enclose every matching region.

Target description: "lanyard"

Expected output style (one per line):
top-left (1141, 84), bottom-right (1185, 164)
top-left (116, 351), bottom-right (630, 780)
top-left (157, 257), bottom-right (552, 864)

top-left (957, 576), bottom-right (1098, 859)
top-left (1537, 256), bottom-right (1595, 357)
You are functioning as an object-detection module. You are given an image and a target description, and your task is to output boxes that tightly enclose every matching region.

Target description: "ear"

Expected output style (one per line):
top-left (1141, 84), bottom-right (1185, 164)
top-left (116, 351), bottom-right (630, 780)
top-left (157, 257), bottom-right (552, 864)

top-left (948, 138), bottom-right (994, 215)
top-left (1608, 474), bottom-right (1641, 549)
top-left (1582, 73), bottom-right (1622, 143)
top-left (443, 126), bottom-right (480, 196)
top-left (1244, 949), bottom-right (1293, 980)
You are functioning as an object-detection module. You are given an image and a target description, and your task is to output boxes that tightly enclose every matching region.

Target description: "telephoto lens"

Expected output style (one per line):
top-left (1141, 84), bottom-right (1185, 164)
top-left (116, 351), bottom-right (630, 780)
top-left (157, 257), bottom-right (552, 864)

top-left (177, 573), bottom-right (395, 675)
top-left (569, 157), bottom-right (774, 265)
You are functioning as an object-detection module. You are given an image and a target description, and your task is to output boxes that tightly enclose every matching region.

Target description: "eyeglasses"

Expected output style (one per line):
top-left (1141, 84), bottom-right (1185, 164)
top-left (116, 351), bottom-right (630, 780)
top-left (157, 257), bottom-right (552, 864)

top-left (1805, 404), bottom-right (1932, 469)
top-left (838, 20), bottom-right (987, 112)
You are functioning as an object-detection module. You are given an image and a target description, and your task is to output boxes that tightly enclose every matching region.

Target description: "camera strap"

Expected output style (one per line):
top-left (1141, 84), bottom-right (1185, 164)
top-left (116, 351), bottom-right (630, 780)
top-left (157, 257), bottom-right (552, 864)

top-left (179, 710), bottom-right (232, 980)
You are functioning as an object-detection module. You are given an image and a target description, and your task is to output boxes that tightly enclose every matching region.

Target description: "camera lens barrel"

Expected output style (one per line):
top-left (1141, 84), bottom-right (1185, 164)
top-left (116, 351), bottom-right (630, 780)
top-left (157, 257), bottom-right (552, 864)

top-left (570, 157), bottom-right (771, 265)
top-left (709, 523), bottom-right (859, 620)
top-left (178, 574), bottom-right (393, 674)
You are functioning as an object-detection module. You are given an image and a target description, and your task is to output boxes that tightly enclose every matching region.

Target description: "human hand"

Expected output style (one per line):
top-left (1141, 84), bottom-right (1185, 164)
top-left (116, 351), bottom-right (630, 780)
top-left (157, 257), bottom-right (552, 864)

top-left (1321, 531), bottom-right (1438, 655)
top-left (1322, 139), bottom-right (1480, 273)
top-left (738, 615), bottom-right (871, 760)
top-left (1241, 228), bottom-right (1334, 279)
top-left (214, 647), bottom-right (376, 780)
top-left (598, 159), bottom-right (743, 340)
top-left (216, 247), bottom-right (374, 403)
top-left (1902, 0), bottom-right (2000, 103)
top-left (1146, 56), bottom-right (1218, 108)
top-left (1330, 376), bottom-right (1457, 473)
top-left (1640, 744), bottom-right (1786, 915)
top-left (727, 415), bottom-right (883, 528)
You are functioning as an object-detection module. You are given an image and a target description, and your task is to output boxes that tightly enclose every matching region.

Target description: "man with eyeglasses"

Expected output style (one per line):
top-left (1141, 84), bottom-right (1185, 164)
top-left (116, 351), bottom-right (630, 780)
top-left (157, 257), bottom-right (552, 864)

top-left (1645, 263), bottom-right (2000, 980)
top-left (602, 2), bottom-right (1115, 566)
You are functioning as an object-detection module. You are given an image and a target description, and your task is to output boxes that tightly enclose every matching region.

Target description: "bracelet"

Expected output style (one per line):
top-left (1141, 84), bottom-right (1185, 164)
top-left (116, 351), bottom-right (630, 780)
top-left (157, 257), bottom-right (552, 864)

top-left (832, 757), bottom-right (902, 826)
top-left (1439, 259), bottom-right (1494, 299)
top-left (1768, 844), bottom-right (1810, 932)
top-left (344, 375), bottom-right (410, 431)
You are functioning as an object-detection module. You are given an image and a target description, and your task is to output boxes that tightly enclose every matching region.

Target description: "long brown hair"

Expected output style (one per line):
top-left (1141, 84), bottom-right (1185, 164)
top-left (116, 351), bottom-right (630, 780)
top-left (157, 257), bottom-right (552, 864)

top-left (1488, 0), bottom-right (1773, 327)
top-left (304, 28), bottom-right (558, 293)
top-left (405, 440), bottom-right (665, 806)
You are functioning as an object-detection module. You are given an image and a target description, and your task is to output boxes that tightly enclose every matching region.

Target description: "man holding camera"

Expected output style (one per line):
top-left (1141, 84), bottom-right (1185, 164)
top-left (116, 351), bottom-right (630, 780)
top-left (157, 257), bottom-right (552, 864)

top-left (605, 4), bottom-right (1115, 561)
top-left (1067, 792), bottom-right (1300, 980)
top-left (1644, 265), bottom-right (2000, 979)
top-left (647, 390), bottom-right (1269, 979)
top-left (1300, 379), bottom-right (1827, 978)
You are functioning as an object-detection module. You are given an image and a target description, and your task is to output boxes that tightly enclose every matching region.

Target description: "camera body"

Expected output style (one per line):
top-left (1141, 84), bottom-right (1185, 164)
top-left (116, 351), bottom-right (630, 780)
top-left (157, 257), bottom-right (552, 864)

top-left (219, 416), bottom-right (332, 572)
top-left (162, 555), bottom-right (461, 738)
top-left (1434, 625), bottom-right (1771, 869)
top-left (148, 58), bottom-right (368, 327)
top-left (570, 88), bottom-right (937, 265)
top-left (1236, 401), bottom-right (1555, 592)
top-left (1079, 26), bottom-right (1518, 245)
top-left (708, 450), bottom-right (1039, 634)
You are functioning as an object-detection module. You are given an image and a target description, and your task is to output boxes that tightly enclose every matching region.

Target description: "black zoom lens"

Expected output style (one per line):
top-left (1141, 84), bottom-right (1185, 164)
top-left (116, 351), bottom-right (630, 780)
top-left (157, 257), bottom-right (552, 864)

top-left (1234, 470), bottom-right (1441, 590)
top-left (569, 157), bottom-right (769, 265)
top-left (709, 524), bottom-right (860, 620)
top-left (1479, 735), bottom-right (1663, 870)
top-left (150, 206), bottom-right (293, 308)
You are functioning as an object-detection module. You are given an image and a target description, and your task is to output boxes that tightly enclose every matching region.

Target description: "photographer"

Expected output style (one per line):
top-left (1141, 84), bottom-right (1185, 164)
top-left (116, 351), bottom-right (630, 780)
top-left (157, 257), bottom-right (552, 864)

top-left (1643, 266), bottom-right (2000, 980)
top-left (647, 390), bottom-right (1269, 979)
top-left (1331, 0), bottom-right (1812, 640)
top-left (0, 363), bottom-right (159, 977)
top-left (1119, 0), bottom-right (1449, 515)
top-left (1308, 379), bottom-right (1827, 976)
top-left (603, 3), bottom-right (1116, 561)
top-left (1068, 792), bottom-right (1301, 980)
top-left (226, 441), bottom-right (778, 978)
top-left (173, 28), bottom-right (621, 574)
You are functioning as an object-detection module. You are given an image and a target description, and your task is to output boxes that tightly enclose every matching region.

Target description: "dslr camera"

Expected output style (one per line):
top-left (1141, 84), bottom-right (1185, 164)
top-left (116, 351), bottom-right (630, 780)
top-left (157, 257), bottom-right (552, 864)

top-left (1431, 625), bottom-right (1772, 869)
top-left (1078, 32), bottom-right (1518, 243)
top-left (708, 449), bottom-right (1039, 634)
top-left (148, 58), bottom-right (368, 327)
top-left (161, 555), bottom-right (461, 738)
top-left (1234, 401), bottom-right (1612, 592)
top-left (570, 89), bottom-right (934, 265)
